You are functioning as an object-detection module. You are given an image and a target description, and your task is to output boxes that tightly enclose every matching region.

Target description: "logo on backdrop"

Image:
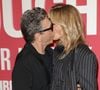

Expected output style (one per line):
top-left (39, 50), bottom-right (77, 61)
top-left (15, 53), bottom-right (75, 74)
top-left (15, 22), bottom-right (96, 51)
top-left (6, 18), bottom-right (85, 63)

top-left (2, 0), bottom-right (97, 38)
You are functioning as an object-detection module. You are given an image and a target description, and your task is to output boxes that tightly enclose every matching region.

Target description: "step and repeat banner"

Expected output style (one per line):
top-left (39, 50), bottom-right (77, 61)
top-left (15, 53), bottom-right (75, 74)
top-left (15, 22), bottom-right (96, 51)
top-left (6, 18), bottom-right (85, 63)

top-left (0, 0), bottom-right (100, 90)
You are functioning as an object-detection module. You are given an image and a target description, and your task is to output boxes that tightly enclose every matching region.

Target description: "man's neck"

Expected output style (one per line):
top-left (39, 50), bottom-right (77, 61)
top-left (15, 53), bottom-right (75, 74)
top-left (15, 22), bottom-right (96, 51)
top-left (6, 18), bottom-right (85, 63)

top-left (31, 41), bottom-right (46, 55)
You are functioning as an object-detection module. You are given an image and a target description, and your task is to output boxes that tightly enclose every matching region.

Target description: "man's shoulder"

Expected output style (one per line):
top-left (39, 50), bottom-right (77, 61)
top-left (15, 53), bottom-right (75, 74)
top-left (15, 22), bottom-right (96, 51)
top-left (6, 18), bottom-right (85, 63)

top-left (15, 45), bottom-right (37, 66)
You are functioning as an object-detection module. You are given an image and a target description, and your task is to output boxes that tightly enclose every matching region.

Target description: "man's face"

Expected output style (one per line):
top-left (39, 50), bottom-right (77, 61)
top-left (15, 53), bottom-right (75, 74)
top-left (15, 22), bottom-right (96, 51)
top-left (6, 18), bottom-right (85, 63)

top-left (40, 17), bottom-right (54, 46)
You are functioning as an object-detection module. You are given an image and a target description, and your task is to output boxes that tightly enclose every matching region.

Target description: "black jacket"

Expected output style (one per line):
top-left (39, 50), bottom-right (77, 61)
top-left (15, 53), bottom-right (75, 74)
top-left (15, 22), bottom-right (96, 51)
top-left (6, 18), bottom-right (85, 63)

top-left (51, 44), bottom-right (98, 90)
top-left (12, 43), bottom-right (53, 90)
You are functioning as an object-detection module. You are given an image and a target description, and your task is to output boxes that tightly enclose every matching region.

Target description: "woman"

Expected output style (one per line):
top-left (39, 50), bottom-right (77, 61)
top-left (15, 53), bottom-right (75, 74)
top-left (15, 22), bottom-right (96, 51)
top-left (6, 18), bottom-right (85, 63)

top-left (49, 4), bottom-right (98, 90)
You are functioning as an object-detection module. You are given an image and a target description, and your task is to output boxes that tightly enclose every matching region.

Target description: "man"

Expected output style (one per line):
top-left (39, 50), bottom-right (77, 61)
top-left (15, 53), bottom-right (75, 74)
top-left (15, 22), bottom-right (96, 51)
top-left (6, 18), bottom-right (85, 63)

top-left (12, 7), bottom-right (54, 90)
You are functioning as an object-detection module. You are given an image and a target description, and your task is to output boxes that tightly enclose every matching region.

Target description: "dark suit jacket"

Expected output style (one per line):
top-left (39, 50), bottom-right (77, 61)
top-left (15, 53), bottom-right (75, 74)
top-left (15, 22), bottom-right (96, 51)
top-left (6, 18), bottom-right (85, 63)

top-left (12, 43), bottom-right (53, 90)
top-left (51, 44), bottom-right (98, 90)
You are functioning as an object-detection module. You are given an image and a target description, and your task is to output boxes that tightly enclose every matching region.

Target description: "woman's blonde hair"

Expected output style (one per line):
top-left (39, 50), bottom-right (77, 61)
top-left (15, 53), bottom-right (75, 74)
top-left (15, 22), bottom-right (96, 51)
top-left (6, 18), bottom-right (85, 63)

top-left (49, 4), bottom-right (85, 54)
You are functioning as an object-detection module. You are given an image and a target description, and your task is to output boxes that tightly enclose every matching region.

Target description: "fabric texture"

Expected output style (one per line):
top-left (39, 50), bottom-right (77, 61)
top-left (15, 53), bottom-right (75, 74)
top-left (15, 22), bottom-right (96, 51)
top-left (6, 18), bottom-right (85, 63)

top-left (12, 43), bottom-right (53, 90)
top-left (51, 44), bottom-right (98, 90)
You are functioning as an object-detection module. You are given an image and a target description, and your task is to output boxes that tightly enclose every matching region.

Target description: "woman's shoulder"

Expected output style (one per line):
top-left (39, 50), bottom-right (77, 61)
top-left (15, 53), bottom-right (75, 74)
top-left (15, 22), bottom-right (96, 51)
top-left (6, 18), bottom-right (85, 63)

top-left (76, 44), bottom-right (93, 54)
top-left (75, 44), bottom-right (98, 73)
top-left (76, 43), bottom-right (97, 60)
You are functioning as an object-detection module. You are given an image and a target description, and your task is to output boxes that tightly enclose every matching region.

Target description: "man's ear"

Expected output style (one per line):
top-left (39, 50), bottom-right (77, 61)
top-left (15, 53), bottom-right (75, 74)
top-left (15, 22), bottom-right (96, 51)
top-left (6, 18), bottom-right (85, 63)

top-left (34, 33), bottom-right (42, 42)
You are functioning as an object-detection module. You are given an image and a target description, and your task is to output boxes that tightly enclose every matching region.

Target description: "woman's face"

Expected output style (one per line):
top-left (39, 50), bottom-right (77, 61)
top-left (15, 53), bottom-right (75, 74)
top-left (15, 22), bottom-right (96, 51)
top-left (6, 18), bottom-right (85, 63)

top-left (53, 23), bottom-right (64, 40)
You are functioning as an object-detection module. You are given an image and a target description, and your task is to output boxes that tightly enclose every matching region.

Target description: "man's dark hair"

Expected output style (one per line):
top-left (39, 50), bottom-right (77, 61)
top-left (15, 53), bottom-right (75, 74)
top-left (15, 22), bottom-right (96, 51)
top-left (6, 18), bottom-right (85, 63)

top-left (21, 7), bottom-right (47, 43)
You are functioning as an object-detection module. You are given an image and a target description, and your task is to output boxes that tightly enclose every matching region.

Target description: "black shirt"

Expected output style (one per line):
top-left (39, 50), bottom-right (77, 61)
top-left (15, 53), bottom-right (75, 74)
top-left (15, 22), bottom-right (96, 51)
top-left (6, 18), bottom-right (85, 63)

top-left (12, 43), bottom-right (53, 90)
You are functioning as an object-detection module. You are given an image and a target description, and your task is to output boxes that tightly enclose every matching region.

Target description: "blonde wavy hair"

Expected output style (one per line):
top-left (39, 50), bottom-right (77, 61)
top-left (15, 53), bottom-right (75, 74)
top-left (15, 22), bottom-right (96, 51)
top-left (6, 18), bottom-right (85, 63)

top-left (49, 4), bottom-right (85, 54)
